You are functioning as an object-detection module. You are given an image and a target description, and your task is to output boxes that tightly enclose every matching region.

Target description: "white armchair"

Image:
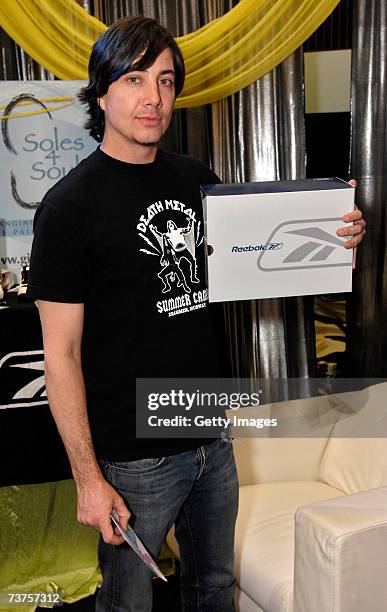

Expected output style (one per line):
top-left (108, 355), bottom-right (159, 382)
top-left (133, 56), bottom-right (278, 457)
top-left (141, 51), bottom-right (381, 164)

top-left (232, 382), bottom-right (387, 612)
top-left (167, 382), bottom-right (387, 612)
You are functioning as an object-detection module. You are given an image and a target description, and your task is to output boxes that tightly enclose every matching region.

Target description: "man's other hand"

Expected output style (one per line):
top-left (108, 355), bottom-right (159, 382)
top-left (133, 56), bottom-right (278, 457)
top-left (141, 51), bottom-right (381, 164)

top-left (335, 179), bottom-right (366, 269)
top-left (76, 477), bottom-right (131, 545)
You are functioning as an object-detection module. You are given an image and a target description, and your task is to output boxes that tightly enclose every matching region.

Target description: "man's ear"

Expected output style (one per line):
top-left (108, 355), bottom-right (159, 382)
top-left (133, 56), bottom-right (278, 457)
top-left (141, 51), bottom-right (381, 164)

top-left (98, 96), bottom-right (106, 112)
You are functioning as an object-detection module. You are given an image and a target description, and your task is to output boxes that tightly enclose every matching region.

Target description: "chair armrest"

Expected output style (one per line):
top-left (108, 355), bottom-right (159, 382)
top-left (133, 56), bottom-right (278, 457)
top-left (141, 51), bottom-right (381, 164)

top-left (294, 486), bottom-right (387, 612)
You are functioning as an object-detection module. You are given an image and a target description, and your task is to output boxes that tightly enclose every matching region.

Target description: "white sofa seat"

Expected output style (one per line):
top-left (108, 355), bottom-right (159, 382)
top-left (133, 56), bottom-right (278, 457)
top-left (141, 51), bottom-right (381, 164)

top-left (235, 481), bottom-right (344, 612)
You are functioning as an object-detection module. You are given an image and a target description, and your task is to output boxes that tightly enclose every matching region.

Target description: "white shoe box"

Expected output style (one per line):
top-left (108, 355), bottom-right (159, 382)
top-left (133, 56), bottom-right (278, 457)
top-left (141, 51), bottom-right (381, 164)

top-left (201, 178), bottom-right (354, 303)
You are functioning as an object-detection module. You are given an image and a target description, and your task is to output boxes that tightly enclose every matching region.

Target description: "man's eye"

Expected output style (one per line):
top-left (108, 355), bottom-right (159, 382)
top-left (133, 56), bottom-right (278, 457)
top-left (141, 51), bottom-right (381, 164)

top-left (127, 76), bottom-right (141, 84)
top-left (160, 79), bottom-right (174, 87)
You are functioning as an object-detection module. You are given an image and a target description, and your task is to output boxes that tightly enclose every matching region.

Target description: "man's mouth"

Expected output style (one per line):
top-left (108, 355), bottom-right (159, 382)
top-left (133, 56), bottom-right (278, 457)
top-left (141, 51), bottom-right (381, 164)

top-left (136, 116), bottom-right (162, 125)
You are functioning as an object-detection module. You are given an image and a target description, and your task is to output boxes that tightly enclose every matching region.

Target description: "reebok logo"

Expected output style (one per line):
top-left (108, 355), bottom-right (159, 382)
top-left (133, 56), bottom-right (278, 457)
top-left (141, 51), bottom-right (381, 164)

top-left (282, 227), bottom-right (344, 263)
top-left (257, 219), bottom-right (352, 272)
top-left (0, 350), bottom-right (47, 409)
top-left (232, 243), bottom-right (283, 253)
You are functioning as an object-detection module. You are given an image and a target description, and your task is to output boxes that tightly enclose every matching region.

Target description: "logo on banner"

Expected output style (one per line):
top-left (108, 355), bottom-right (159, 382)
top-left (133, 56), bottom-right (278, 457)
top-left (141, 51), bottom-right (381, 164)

top-left (0, 82), bottom-right (96, 280)
top-left (1, 93), bottom-right (87, 209)
top-left (0, 350), bottom-right (47, 409)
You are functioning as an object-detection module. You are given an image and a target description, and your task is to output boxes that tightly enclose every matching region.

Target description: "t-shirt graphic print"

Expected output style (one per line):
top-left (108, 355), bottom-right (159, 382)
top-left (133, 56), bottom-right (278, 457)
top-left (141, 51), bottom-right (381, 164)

top-left (138, 197), bottom-right (208, 318)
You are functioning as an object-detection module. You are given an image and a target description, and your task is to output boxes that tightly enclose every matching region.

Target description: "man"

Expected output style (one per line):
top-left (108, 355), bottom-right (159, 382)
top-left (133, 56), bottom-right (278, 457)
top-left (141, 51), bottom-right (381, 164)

top-left (151, 218), bottom-right (199, 292)
top-left (27, 16), bottom-right (365, 612)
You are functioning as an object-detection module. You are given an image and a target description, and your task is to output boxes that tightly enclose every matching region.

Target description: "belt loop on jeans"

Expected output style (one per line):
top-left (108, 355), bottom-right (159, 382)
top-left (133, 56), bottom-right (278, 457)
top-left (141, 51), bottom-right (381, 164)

top-left (196, 445), bottom-right (206, 480)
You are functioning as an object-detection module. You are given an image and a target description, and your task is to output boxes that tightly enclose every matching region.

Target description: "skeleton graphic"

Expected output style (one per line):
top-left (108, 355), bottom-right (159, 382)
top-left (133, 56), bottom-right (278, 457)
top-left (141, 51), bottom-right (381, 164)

top-left (150, 218), bottom-right (199, 293)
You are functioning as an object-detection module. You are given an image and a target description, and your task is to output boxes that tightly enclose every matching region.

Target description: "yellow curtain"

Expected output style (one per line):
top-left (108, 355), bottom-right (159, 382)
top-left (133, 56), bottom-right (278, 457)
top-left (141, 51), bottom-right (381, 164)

top-left (0, 480), bottom-right (101, 612)
top-left (0, 0), bottom-right (341, 107)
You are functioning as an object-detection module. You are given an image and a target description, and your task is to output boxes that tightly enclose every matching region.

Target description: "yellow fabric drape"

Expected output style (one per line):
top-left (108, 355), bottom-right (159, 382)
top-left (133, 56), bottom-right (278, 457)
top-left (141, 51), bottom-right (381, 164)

top-left (0, 0), bottom-right (341, 107)
top-left (0, 480), bottom-right (101, 612)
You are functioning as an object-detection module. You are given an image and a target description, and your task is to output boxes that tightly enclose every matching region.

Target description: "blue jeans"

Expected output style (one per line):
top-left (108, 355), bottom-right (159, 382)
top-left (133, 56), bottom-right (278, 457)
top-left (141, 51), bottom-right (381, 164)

top-left (96, 437), bottom-right (238, 612)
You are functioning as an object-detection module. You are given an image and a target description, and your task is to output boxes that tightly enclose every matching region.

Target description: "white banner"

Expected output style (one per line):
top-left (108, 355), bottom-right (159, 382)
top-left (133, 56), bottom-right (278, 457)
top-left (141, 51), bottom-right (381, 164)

top-left (0, 81), bottom-right (97, 281)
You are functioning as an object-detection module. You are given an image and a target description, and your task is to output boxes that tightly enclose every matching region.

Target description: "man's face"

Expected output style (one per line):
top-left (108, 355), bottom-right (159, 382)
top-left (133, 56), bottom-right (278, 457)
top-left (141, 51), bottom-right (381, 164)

top-left (98, 47), bottom-right (176, 150)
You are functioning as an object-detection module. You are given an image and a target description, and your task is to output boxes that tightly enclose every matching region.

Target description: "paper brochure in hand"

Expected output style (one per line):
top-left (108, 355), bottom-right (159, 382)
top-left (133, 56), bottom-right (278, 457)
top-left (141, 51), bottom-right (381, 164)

top-left (110, 511), bottom-right (167, 582)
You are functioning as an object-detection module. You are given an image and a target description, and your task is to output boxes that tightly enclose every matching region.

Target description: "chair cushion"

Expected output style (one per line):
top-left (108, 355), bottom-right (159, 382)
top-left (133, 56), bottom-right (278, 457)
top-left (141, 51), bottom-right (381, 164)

top-left (235, 481), bottom-right (344, 612)
top-left (233, 437), bottom-right (329, 486)
top-left (319, 383), bottom-right (387, 494)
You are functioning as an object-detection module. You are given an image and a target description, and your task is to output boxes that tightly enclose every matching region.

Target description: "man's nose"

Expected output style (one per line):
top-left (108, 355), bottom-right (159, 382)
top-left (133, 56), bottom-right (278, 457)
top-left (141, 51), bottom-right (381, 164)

top-left (143, 81), bottom-right (161, 107)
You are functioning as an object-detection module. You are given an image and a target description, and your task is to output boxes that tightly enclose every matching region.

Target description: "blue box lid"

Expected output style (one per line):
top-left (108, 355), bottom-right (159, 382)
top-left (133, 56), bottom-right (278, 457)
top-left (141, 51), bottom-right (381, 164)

top-left (201, 177), bottom-right (352, 197)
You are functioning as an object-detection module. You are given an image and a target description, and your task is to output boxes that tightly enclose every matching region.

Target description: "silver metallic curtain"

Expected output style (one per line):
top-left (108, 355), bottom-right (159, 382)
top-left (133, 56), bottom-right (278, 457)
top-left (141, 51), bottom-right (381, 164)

top-left (209, 0), bottom-right (314, 380)
top-left (348, 0), bottom-right (387, 377)
top-left (212, 52), bottom-right (315, 379)
top-left (0, 29), bottom-right (54, 80)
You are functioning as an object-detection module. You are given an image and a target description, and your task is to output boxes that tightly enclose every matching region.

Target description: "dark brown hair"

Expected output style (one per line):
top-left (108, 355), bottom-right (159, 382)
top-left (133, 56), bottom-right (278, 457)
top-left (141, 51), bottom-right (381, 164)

top-left (79, 16), bottom-right (185, 141)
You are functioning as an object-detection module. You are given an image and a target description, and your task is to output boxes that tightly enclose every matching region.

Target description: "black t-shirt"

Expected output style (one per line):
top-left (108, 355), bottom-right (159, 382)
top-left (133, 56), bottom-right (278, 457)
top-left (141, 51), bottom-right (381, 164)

top-left (27, 147), bottom-right (225, 460)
